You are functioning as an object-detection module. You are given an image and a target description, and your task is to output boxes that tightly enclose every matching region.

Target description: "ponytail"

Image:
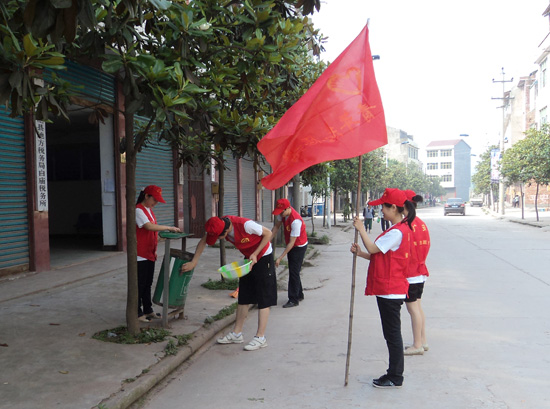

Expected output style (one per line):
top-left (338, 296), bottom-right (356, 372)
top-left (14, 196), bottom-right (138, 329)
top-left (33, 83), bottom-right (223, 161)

top-left (403, 200), bottom-right (416, 228)
top-left (412, 195), bottom-right (423, 207)
top-left (136, 190), bottom-right (146, 205)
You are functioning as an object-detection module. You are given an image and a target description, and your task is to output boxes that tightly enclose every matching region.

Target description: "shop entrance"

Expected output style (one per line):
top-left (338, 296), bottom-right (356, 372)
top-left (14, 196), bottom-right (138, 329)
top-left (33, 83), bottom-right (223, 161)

top-left (46, 107), bottom-right (116, 267)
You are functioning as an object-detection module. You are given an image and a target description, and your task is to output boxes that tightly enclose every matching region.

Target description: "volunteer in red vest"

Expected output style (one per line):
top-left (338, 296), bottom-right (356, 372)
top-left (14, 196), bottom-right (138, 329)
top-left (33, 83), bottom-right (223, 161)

top-left (181, 216), bottom-right (276, 351)
top-left (271, 198), bottom-right (308, 308)
top-left (402, 189), bottom-right (431, 356)
top-left (136, 185), bottom-right (181, 323)
top-left (350, 188), bottom-right (416, 389)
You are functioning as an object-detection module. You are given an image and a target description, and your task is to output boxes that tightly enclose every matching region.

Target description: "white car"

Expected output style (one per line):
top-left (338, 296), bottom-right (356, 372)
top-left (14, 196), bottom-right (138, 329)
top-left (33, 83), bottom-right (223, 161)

top-left (470, 197), bottom-right (483, 207)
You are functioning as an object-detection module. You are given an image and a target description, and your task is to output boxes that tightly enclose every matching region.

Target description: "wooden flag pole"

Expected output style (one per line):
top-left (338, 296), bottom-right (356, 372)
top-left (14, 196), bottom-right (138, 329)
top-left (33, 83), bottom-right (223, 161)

top-left (344, 154), bottom-right (363, 386)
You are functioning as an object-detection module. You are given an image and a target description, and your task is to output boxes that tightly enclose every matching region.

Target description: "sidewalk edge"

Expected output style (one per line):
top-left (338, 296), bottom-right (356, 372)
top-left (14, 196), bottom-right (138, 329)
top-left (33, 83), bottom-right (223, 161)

top-left (95, 314), bottom-right (236, 409)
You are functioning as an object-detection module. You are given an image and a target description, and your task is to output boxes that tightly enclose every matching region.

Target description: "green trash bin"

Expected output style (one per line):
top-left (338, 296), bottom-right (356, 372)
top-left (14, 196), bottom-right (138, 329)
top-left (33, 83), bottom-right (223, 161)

top-left (153, 249), bottom-right (195, 309)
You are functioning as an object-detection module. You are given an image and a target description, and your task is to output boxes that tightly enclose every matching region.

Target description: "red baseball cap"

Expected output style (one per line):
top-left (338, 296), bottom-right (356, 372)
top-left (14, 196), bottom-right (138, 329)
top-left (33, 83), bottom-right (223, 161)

top-left (143, 185), bottom-right (166, 203)
top-left (403, 190), bottom-right (416, 201)
top-left (369, 188), bottom-right (407, 207)
top-left (272, 198), bottom-right (290, 215)
top-left (205, 217), bottom-right (226, 245)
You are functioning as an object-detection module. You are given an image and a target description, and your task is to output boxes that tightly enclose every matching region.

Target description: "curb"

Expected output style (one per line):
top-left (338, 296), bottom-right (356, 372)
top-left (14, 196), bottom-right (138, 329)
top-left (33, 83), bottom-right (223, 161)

top-left (96, 314), bottom-right (236, 409)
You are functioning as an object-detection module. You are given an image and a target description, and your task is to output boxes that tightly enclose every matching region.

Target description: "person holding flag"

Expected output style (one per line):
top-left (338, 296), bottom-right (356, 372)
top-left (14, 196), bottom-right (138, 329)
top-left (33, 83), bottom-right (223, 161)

top-left (181, 216), bottom-right (276, 351)
top-left (271, 198), bottom-right (308, 308)
top-left (402, 190), bottom-right (431, 356)
top-left (350, 188), bottom-right (415, 388)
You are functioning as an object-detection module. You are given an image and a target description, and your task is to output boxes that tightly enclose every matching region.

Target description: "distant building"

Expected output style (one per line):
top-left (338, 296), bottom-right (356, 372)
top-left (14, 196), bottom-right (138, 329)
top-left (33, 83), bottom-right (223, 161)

top-left (425, 139), bottom-right (471, 200)
top-left (385, 126), bottom-right (420, 167)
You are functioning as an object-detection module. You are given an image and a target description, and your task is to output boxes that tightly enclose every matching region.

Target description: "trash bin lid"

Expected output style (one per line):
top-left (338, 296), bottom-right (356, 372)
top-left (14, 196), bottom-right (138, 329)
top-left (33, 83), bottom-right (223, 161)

top-left (159, 232), bottom-right (193, 239)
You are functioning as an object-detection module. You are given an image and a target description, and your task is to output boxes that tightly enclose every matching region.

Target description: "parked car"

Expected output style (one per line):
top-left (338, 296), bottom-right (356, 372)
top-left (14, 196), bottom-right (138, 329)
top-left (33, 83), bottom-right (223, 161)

top-left (470, 197), bottom-right (483, 207)
top-left (444, 198), bottom-right (466, 216)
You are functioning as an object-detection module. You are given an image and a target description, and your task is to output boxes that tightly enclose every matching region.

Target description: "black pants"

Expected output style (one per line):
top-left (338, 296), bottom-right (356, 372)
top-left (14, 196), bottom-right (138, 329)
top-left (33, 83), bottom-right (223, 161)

top-left (376, 297), bottom-right (404, 385)
top-left (137, 259), bottom-right (155, 316)
top-left (287, 244), bottom-right (307, 303)
top-left (381, 218), bottom-right (390, 231)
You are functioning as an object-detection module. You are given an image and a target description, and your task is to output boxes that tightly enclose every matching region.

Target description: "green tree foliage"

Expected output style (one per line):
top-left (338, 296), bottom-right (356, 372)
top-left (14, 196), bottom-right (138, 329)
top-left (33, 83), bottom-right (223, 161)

top-left (501, 126), bottom-right (550, 220)
top-left (472, 145), bottom-right (498, 196)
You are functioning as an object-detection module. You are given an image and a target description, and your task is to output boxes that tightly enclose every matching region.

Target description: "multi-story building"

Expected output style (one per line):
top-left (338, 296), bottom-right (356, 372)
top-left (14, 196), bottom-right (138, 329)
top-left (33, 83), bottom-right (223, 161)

top-left (385, 126), bottom-right (420, 167)
top-left (425, 139), bottom-right (471, 200)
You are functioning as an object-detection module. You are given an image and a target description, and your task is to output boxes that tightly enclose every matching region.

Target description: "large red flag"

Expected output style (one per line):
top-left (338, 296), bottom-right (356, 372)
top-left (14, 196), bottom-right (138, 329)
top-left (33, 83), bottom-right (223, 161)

top-left (258, 24), bottom-right (387, 190)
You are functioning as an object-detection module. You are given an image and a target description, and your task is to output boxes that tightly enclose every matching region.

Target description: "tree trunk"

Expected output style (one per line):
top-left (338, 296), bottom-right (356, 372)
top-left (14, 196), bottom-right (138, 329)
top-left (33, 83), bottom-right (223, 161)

top-left (333, 183), bottom-right (337, 226)
top-left (124, 112), bottom-right (139, 336)
top-left (310, 196), bottom-right (315, 235)
top-left (535, 183), bottom-right (540, 222)
top-left (292, 174), bottom-right (301, 213)
top-left (218, 162), bottom-right (226, 269)
top-left (520, 184), bottom-right (524, 220)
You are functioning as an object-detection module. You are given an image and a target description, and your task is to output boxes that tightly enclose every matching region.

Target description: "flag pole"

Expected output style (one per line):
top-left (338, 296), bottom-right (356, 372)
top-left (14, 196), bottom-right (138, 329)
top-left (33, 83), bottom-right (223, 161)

top-left (344, 154), bottom-right (363, 386)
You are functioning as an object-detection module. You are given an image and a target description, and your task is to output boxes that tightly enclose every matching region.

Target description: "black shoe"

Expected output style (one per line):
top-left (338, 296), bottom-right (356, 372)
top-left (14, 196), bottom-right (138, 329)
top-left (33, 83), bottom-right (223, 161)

top-left (298, 295), bottom-right (304, 301)
top-left (372, 375), bottom-right (402, 389)
top-left (282, 301), bottom-right (299, 308)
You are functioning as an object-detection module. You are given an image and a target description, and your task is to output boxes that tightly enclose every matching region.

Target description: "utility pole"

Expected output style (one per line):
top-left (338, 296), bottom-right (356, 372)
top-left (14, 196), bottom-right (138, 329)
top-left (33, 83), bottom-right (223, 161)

top-left (492, 67), bottom-right (513, 215)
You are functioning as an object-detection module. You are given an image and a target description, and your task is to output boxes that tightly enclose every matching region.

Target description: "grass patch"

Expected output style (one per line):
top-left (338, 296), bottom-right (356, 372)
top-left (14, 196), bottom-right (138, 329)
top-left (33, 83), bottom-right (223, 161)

top-left (204, 302), bottom-right (238, 324)
top-left (202, 278), bottom-right (239, 290)
top-left (163, 333), bottom-right (193, 356)
top-left (92, 326), bottom-right (171, 344)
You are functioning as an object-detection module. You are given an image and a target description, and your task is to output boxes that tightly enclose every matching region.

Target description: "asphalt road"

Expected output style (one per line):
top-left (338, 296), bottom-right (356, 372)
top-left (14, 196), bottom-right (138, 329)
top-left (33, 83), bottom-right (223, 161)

top-left (133, 206), bottom-right (550, 409)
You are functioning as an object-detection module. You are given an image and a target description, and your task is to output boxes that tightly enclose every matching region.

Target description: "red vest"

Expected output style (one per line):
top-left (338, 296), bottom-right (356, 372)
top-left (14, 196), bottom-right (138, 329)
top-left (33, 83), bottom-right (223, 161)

top-left (407, 216), bottom-right (430, 278)
top-left (365, 222), bottom-right (411, 296)
top-left (136, 203), bottom-right (158, 261)
top-left (225, 216), bottom-right (269, 259)
top-left (283, 208), bottom-right (308, 247)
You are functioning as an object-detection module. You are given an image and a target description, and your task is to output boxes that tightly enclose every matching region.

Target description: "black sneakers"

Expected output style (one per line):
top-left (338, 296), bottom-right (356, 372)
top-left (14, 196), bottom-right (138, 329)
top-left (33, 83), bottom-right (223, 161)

top-left (372, 375), bottom-right (402, 389)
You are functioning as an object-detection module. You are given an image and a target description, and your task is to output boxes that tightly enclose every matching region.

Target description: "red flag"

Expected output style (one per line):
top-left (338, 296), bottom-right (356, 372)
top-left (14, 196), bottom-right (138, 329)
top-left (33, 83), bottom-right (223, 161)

top-left (258, 25), bottom-right (387, 190)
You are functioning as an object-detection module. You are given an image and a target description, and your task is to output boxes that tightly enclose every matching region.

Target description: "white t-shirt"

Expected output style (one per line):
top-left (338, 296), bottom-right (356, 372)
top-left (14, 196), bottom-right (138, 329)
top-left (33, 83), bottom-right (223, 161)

top-left (227, 220), bottom-right (272, 256)
top-left (276, 215), bottom-right (307, 247)
top-left (136, 206), bottom-right (154, 261)
top-left (373, 227), bottom-right (406, 299)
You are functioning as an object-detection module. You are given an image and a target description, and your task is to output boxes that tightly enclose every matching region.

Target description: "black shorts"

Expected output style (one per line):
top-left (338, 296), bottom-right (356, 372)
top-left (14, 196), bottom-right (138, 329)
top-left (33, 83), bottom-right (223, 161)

top-left (405, 282), bottom-right (424, 302)
top-left (238, 253), bottom-right (277, 309)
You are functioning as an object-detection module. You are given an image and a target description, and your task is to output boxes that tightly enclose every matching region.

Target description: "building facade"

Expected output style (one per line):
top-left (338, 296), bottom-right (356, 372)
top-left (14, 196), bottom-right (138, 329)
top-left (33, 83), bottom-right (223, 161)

top-left (425, 139), bottom-right (471, 200)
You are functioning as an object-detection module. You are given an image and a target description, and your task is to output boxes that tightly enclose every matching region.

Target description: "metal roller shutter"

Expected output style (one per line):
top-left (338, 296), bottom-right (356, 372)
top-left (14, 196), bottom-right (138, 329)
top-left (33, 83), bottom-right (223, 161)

top-left (0, 107), bottom-right (29, 271)
top-left (262, 189), bottom-right (273, 223)
top-left (223, 154), bottom-right (238, 216)
top-left (50, 61), bottom-right (115, 105)
top-left (135, 120), bottom-right (175, 226)
top-left (241, 157), bottom-right (256, 220)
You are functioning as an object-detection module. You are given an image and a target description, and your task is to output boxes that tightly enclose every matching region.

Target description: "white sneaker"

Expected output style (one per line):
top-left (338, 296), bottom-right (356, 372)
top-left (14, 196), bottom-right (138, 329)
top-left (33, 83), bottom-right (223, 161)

top-left (217, 332), bottom-right (243, 344)
top-left (244, 336), bottom-right (268, 351)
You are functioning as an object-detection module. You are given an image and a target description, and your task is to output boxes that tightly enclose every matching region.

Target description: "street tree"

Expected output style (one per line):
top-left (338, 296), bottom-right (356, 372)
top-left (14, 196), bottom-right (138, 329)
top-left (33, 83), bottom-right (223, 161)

top-left (520, 125), bottom-right (550, 221)
top-left (472, 145), bottom-right (498, 203)
top-left (501, 137), bottom-right (531, 219)
top-left (300, 162), bottom-right (329, 233)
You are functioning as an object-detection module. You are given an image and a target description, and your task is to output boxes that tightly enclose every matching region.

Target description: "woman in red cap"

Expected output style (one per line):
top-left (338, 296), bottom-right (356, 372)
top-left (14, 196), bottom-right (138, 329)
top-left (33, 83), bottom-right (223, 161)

top-left (350, 188), bottom-right (416, 389)
top-left (271, 198), bottom-right (308, 308)
top-left (402, 190), bottom-right (430, 356)
top-left (136, 185), bottom-right (181, 322)
top-left (181, 215), bottom-right (276, 351)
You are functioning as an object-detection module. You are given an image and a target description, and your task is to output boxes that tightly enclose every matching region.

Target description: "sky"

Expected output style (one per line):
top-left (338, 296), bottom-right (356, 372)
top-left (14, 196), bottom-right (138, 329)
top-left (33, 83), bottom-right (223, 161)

top-left (312, 0), bottom-right (550, 159)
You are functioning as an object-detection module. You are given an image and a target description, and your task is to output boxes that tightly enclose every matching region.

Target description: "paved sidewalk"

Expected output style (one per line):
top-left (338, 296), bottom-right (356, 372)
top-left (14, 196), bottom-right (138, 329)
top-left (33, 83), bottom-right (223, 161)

top-left (483, 203), bottom-right (550, 231)
top-left (0, 217), bottom-right (338, 409)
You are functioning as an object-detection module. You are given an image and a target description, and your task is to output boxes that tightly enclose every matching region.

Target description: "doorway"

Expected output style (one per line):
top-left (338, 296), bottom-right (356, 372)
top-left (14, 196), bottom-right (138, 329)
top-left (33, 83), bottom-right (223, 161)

top-left (46, 108), bottom-right (107, 267)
